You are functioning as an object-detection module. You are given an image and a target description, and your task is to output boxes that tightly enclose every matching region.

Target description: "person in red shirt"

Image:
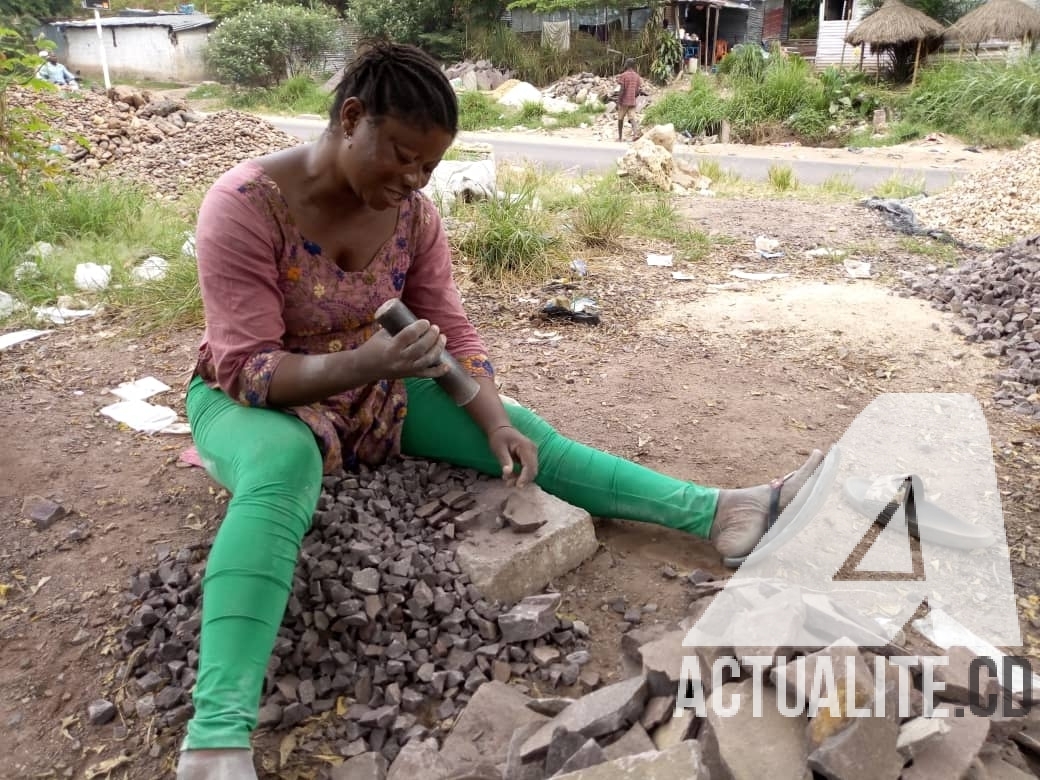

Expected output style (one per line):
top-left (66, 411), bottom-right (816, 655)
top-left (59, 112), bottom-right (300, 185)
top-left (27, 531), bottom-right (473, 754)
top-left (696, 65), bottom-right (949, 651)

top-left (615, 59), bottom-right (642, 141)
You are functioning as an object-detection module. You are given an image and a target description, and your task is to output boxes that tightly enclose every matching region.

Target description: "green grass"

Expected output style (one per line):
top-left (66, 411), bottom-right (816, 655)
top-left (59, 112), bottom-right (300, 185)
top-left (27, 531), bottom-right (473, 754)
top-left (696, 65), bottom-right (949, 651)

top-left (871, 173), bottom-right (926, 199)
top-left (643, 73), bottom-right (727, 137)
top-left (818, 173), bottom-right (862, 198)
top-left (450, 179), bottom-right (566, 282)
top-left (0, 179), bottom-right (201, 328)
top-left (457, 90), bottom-right (603, 132)
top-left (902, 57), bottom-right (1040, 147)
top-left (898, 236), bottom-right (959, 265)
top-left (629, 190), bottom-right (713, 262)
top-left (572, 176), bottom-right (633, 247)
top-left (767, 164), bottom-right (798, 193)
top-left (187, 76), bottom-right (332, 117)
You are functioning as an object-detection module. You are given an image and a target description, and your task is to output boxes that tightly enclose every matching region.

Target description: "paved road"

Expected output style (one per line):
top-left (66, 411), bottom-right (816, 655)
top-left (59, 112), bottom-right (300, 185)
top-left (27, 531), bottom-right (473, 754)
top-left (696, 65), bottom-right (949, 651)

top-left (264, 115), bottom-right (966, 192)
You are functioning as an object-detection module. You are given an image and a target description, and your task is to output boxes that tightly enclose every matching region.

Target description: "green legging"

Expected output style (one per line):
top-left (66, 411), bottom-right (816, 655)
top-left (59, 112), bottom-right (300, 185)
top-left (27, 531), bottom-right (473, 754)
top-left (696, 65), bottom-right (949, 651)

top-left (181, 375), bottom-right (718, 750)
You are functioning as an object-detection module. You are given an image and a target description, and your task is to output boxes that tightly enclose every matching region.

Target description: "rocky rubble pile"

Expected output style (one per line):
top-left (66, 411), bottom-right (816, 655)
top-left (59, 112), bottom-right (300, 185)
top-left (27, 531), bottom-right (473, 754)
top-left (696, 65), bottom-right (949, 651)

top-left (911, 141), bottom-right (1040, 248)
top-left (102, 460), bottom-right (592, 764)
top-left (10, 84), bottom-right (297, 199)
top-left (445, 60), bottom-right (513, 92)
top-left (903, 234), bottom-right (1040, 419)
top-left (616, 124), bottom-right (712, 195)
top-left (543, 73), bottom-right (632, 107)
top-left (333, 576), bottom-right (1040, 779)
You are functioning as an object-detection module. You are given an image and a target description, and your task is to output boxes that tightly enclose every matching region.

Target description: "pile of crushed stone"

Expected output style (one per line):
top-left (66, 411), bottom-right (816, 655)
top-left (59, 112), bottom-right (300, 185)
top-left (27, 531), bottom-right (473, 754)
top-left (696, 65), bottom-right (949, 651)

top-left (903, 234), bottom-right (1040, 418)
top-left (910, 141), bottom-right (1040, 248)
top-left (9, 84), bottom-right (298, 199)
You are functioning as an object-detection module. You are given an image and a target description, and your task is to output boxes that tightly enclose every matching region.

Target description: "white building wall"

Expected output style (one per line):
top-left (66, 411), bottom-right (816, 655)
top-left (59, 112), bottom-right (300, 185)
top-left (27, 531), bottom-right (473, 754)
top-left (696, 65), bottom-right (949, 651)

top-left (64, 25), bottom-right (211, 82)
top-left (814, 0), bottom-right (876, 70)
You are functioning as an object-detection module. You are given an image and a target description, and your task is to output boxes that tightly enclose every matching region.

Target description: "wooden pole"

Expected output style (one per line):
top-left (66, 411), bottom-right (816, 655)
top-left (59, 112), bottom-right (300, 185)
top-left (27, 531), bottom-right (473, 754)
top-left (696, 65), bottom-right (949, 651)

top-left (912, 37), bottom-right (922, 86)
top-left (712, 5), bottom-right (720, 66)
top-left (704, 7), bottom-right (710, 66)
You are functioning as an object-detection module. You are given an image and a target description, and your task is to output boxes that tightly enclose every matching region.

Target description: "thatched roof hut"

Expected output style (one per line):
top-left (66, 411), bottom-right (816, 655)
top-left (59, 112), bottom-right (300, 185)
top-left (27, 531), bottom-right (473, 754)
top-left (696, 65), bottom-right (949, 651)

top-left (945, 0), bottom-right (1040, 45)
top-left (846, 0), bottom-right (946, 47)
top-left (846, 0), bottom-right (946, 84)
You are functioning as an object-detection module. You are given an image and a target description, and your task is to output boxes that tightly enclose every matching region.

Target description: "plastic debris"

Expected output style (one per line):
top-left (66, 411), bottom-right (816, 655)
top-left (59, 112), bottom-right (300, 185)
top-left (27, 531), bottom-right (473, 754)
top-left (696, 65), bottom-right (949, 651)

top-left (131, 256), bottom-right (168, 283)
top-left (754, 236), bottom-right (780, 253)
top-left (0, 290), bottom-right (14, 318)
top-left (541, 295), bottom-right (601, 325)
top-left (0, 329), bottom-right (52, 350)
top-left (757, 250), bottom-right (784, 260)
top-left (14, 261), bottom-right (39, 281)
top-left (729, 270), bottom-right (790, 281)
top-left (74, 263), bottom-right (111, 291)
top-left (569, 259), bottom-right (588, 277)
top-left (671, 271), bottom-right (696, 281)
top-left (646, 253), bottom-right (674, 267)
top-left (26, 241), bottom-right (54, 259)
top-left (843, 258), bottom-right (872, 279)
top-left (806, 247), bottom-right (847, 259)
top-left (33, 305), bottom-right (97, 325)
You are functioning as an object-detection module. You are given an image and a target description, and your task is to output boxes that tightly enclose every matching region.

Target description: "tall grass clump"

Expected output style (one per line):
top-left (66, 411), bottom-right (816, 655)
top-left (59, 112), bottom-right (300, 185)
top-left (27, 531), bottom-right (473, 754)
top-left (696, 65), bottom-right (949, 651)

top-left (458, 91), bottom-right (507, 131)
top-left (717, 43), bottom-right (767, 82)
top-left (643, 73), bottom-right (727, 136)
top-left (451, 184), bottom-right (565, 281)
top-left (228, 74), bottom-right (332, 116)
top-left (572, 177), bottom-right (633, 247)
top-left (902, 57), bottom-right (1040, 146)
top-left (767, 164), bottom-right (798, 192)
top-left (0, 179), bottom-right (199, 324)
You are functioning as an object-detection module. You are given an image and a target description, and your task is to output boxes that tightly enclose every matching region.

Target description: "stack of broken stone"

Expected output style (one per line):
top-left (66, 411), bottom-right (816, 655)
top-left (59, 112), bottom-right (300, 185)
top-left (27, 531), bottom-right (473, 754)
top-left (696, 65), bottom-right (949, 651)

top-left (335, 576), bottom-right (1040, 780)
top-left (100, 461), bottom-right (600, 764)
top-left (445, 60), bottom-right (513, 92)
top-left (98, 456), bottom-right (1040, 779)
top-left (903, 234), bottom-right (1040, 420)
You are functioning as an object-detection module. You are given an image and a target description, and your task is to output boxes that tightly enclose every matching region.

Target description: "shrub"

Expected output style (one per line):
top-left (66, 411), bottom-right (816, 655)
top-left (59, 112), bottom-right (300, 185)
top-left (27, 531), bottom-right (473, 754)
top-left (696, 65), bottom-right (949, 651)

top-left (452, 184), bottom-right (564, 281)
top-left (643, 73), bottom-right (726, 136)
top-left (903, 57), bottom-right (1040, 145)
top-left (205, 5), bottom-right (339, 88)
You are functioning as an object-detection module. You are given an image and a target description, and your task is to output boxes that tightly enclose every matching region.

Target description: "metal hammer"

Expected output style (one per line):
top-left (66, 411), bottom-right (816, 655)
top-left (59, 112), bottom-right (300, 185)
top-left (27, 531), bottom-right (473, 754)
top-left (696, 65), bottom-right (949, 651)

top-left (375, 298), bottom-right (481, 407)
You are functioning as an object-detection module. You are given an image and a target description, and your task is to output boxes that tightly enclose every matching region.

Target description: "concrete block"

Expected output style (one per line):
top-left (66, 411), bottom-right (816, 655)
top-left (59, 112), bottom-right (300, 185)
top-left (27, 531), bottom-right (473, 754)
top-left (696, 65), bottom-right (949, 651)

top-left (455, 484), bottom-right (599, 605)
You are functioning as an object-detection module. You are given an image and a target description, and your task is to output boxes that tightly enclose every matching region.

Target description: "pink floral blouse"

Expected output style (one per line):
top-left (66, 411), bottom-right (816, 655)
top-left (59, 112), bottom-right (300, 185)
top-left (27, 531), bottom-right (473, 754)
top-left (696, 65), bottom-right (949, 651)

top-left (192, 160), bottom-right (493, 474)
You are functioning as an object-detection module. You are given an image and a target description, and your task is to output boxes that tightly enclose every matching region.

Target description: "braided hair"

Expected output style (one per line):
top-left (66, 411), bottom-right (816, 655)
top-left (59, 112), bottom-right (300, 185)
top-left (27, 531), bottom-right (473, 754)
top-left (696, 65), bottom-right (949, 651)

top-left (329, 40), bottom-right (458, 134)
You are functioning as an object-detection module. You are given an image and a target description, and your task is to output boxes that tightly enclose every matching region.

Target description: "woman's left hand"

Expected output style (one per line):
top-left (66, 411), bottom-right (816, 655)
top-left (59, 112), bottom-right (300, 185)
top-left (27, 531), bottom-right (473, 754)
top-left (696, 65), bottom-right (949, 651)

top-left (488, 426), bottom-right (538, 487)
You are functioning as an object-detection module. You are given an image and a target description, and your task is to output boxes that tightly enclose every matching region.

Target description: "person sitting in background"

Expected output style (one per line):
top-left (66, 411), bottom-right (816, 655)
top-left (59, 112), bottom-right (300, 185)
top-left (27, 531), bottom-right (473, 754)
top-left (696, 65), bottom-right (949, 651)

top-left (37, 52), bottom-right (78, 89)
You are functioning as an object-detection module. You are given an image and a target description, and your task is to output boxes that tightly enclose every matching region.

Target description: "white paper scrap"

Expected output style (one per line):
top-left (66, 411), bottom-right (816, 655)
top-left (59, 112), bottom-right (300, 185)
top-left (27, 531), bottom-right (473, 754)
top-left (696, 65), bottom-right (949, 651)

top-left (646, 253), bottom-right (674, 267)
top-left (729, 271), bottom-right (790, 281)
top-left (671, 272), bottom-right (696, 281)
top-left (33, 306), bottom-right (97, 325)
top-left (160, 422), bottom-right (192, 435)
top-left (0, 329), bottom-right (52, 350)
top-left (100, 400), bottom-right (179, 433)
top-left (110, 376), bottom-right (171, 402)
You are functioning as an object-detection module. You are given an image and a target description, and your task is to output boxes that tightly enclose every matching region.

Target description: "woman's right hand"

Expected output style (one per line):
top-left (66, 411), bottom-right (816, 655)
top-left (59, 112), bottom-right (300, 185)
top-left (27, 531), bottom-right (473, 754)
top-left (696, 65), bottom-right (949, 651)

top-left (356, 319), bottom-right (452, 382)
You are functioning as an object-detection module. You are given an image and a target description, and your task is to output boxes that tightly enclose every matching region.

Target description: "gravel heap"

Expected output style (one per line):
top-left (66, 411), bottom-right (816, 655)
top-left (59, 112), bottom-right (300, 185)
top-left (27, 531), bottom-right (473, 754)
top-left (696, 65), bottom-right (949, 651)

top-left (543, 72), bottom-right (626, 105)
top-left (444, 59), bottom-right (513, 92)
top-left (903, 234), bottom-right (1040, 418)
top-left (911, 140), bottom-right (1040, 248)
top-left (105, 459), bottom-right (588, 764)
top-left (9, 84), bottom-right (298, 200)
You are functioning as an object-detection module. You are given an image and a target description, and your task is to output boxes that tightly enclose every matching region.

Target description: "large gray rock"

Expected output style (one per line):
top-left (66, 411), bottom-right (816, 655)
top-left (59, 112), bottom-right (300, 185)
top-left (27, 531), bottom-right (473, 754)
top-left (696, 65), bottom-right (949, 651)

top-left (603, 723), bottom-right (655, 761)
top-left (503, 721), bottom-right (545, 780)
top-left (701, 679), bottom-right (811, 780)
top-left (521, 676), bottom-right (649, 760)
top-left (387, 738), bottom-right (453, 780)
top-left (900, 711), bottom-right (990, 780)
top-left (552, 740), bottom-right (707, 779)
top-left (455, 484), bottom-right (599, 605)
top-left (498, 594), bottom-right (561, 644)
top-left (332, 752), bottom-right (388, 780)
top-left (637, 630), bottom-right (688, 698)
top-left (555, 739), bottom-right (608, 776)
top-left (808, 713), bottom-right (903, 780)
top-left (441, 681), bottom-right (548, 773)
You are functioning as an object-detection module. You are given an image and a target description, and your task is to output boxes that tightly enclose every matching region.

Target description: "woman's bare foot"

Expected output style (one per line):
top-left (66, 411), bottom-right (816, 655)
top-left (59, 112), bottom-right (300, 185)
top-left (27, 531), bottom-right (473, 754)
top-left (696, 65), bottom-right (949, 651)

top-left (709, 449), bottom-right (826, 560)
top-left (176, 748), bottom-right (257, 780)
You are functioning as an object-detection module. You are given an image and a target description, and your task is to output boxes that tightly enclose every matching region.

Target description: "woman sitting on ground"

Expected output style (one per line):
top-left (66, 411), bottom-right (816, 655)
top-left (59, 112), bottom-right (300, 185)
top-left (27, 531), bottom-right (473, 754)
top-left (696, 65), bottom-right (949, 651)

top-left (176, 40), bottom-right (824, 779)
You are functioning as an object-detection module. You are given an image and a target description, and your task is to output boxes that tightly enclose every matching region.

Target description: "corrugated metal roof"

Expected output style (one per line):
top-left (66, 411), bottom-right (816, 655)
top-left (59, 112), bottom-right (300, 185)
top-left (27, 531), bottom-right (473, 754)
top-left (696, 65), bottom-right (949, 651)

top-left (53, 13), bottom-right (214, 32)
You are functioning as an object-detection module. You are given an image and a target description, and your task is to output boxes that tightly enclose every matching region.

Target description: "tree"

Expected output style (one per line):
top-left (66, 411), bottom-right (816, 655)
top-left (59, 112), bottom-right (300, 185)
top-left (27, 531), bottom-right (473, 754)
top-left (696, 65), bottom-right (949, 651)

top-left (347, 0), bottom-right (454, 46)
top-left (205, 4), bottom-right (339, 87)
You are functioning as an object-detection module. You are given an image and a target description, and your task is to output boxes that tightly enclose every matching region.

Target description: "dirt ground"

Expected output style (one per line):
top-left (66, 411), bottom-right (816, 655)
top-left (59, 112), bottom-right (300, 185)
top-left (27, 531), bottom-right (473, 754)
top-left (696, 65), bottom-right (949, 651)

top-left (2, 196), bottom-right (1039, 780)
